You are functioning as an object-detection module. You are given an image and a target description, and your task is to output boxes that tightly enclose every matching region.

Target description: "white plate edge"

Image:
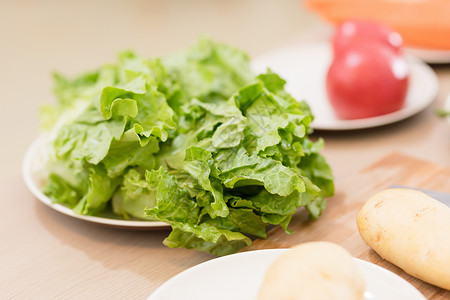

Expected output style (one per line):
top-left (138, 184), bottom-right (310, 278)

top-left (148, 248), bottom-right (426, 300)
top-left (22, 137), bottom-right (169, 229)
top-left (312, 59), bottom-right (438, 130)
top-left (251, 42), bottom-right (439, 131)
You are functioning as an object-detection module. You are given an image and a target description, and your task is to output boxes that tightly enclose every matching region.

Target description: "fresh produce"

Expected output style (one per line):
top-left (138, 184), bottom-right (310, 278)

top-left (326, 20), bottom-right (409, 119)
top-left (306, 0), bottom-right (450, 50)
top-left (258, 242), bottom-right (365, 300)
top-left (40, 38), bottom-right (334, 256)
top-left (332, 20), bottom-right (403, 54)
top-left (357, 188), bottom-right (450, 290)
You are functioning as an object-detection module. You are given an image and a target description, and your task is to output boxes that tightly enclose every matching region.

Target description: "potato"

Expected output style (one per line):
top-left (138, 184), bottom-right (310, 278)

top-left (258, 241), bottom-right (365, 300)
top-left (357, 188), bottom-right (450, 290)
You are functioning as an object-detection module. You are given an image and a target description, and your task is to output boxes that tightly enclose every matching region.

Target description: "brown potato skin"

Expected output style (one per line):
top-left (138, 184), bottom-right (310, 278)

top-left (357, 188), bottom-right (450, 290)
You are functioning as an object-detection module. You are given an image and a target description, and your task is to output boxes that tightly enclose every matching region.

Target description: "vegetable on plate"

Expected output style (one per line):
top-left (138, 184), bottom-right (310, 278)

top-left (39, 37), bottom-right (334, 256)
top-left (326, 20), bottom-right (409, 119)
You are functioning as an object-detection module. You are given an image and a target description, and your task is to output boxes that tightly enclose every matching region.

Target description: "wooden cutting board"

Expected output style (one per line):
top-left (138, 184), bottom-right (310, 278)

top-left (247, 152), bottom-right (450, 299)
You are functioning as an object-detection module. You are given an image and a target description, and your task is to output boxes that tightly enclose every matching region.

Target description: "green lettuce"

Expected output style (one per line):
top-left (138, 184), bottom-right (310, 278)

top-left (40, 37), bottom-right (334, 256)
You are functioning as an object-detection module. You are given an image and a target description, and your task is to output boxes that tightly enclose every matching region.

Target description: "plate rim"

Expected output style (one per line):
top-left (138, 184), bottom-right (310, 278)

top-left (22, 137), bottom-right (170, 229)
top-left (148, 248), bottom-right (426, 300)
top-left (251, 42), bottom-right (439, 131)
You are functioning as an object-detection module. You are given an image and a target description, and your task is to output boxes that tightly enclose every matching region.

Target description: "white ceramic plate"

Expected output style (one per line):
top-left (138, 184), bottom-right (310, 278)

top-left (148, 249), bottom-right (426, 300)
top-left (22, 137), bottom-right (169, 229)
top-left (251, 43), bottom-right (438, 131)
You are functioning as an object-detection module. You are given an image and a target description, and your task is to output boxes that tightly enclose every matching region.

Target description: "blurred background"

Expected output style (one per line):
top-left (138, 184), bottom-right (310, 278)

top-left (2, 0), bottom-right (450, 183)
top-left (1, 0), bottom-right (329, 182)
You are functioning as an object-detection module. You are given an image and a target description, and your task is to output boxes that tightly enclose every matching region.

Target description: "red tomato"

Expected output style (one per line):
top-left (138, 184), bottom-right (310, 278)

top-left (333, 20), bottom-right (403, 54)
top-left (326, 41), bottom-right (409, 119)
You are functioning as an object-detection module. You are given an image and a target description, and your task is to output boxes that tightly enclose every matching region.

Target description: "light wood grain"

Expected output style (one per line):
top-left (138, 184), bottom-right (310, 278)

top-left (247, 152), bottom-right (450, 299)
top-left (0, 175), bottom-right (214, 299)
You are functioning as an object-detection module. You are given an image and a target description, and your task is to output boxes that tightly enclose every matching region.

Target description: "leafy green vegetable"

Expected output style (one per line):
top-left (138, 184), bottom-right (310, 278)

top-left (40, 37), bottom-right (334, 256)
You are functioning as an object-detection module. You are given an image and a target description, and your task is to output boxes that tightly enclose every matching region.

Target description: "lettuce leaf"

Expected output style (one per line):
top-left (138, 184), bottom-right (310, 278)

top-left (40, 37), bottom-right (334, 256)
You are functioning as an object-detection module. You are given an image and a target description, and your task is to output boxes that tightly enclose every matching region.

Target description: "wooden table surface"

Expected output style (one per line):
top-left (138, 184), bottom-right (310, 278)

top-left (1, 1), bottom-right (450, 299)
top-left (248, 153), bottom-right (450, 299)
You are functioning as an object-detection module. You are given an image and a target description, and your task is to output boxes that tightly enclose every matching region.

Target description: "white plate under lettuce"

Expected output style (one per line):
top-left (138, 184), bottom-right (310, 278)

top-left (148, 249), bottom-right (426, 300)
top-left (251, 43), bottom-right (438, 131)
top-left (23, 137), bottom-right (169, 229)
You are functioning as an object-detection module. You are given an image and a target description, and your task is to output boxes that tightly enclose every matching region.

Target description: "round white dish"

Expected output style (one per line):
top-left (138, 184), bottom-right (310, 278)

top-left (22, 138), bottom-right (169, 229)
top-left (148, 249), bottom-right (426, 300)
top-left (251, 43), bottom-right (438, 131)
